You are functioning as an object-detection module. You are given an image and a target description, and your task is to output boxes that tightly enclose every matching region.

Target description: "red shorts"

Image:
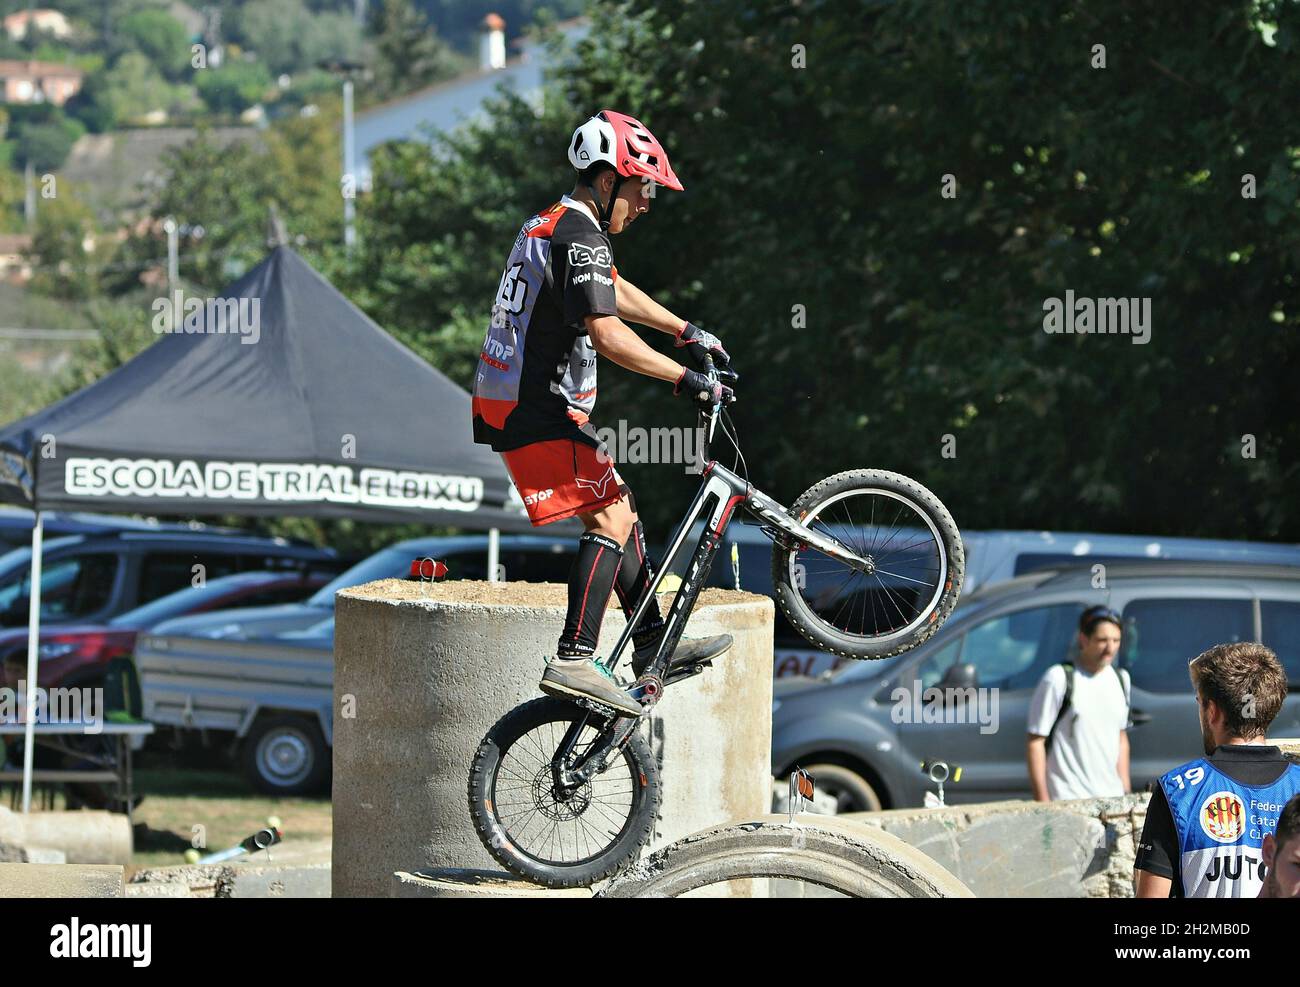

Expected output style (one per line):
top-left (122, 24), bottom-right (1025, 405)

top-left (502, 439), bottom-right (626, 526)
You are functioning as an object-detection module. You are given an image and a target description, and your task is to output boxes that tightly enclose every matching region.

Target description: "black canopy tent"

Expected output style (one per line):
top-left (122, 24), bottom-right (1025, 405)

top-left (0, 245), bottom-right (564, 810)
top-left (0, 246), bottom-right (535, 527)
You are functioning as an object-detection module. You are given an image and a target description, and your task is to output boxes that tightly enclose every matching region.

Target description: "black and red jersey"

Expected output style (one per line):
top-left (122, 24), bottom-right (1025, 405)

top-left (471, 196), bottom-right (619, 452)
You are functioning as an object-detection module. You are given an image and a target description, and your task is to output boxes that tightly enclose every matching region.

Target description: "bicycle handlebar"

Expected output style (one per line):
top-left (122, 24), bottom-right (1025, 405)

top-left (697, 354), bottom-right (739, 466)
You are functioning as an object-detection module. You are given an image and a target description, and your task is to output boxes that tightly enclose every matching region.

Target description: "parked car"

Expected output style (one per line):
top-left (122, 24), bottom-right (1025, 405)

top-left (0, 507), bottom-right (243, 554)
top-left (0, 570), bottom-right (328, 690)
top-left (0, 529), bottom-right (342, 630)
top-left (136, 534), bottom-right (576, 795)
top-left (770, 562), bottom-right (1300, 811)
top-left (961, 529), bottom-right (1300, 592)
top-left (707, 523), bottom-right (1300, 680)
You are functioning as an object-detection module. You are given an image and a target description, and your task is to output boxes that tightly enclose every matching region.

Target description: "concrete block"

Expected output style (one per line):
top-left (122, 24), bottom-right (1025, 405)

top-left (845, 792), bottom-right (1150, 898)
top-left (0, 863), bottom-right (124, 897)
top-left (128, 864), bottom-right (222, 897)
top-left (332, 581), bottom-right (774, 897)
top-left (222, 863), bottom-right (330, 898)
top-left (392, 868), bottom-right (592, 898)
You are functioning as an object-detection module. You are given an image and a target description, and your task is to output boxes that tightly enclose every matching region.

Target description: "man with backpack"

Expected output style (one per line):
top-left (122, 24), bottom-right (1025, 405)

top-left (1026, 605), bottom-right (1132, 801)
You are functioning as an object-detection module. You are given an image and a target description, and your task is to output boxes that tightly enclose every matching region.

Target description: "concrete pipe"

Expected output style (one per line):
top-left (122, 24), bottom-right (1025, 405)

top-left (0, 805), bottom-right (132, 864)
top-left (598, 815), bottom-right (974, 898)
top-left (332, 579), bottom-right (774, 898)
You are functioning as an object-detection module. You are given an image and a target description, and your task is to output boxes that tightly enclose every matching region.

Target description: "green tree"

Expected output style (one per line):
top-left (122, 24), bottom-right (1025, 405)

top-left (95, 50), bottom-right (181, 124)
top-left (235, 0), bottom-right (366, 77)
top-left (347, 0), bottom-right (1300, 542)
top-left (118, 9), bottom-right (192, 81)
top-left (108, 104), bottom-right (343, 295)
top-left (12, 114), bottom-right (85, 171)
top-left (195, 60), bottom-right (273, 115)
top-left (367, 0), bottom-right (464, 99)
top-left (28, 187), bottom-right (99, 299)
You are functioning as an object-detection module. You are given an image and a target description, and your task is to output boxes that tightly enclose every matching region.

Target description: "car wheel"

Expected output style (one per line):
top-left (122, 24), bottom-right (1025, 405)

top-left (801, 763), bottom-right (883, 813)
top-left (241, 714), bottom-right (330, 796)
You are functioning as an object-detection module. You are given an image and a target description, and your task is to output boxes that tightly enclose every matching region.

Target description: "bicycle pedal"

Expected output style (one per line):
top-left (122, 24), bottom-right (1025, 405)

top-left (573, 696), bottom-right (636, 719)
top-left (664, 662), bottom-right (710, 686)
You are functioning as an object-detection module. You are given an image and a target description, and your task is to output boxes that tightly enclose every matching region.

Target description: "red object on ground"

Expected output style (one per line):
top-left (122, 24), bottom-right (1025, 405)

top-left (408, 558), bottom-right (448, 580)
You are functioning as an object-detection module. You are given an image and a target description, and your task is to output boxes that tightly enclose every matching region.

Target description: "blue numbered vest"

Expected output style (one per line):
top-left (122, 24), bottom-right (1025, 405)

top-left (1159, 755), bottom-right (1300, 898)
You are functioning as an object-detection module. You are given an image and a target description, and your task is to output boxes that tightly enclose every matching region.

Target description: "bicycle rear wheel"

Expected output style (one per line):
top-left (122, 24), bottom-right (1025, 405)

top-left (468, 697), bottom-right (660, 888)
top-left (770, 469), bottom-right (963, 659)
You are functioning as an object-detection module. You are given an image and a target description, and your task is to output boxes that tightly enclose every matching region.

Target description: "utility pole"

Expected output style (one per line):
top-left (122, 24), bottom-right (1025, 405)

top-left (163, 217), bottom-right (178, 293)
top-left (23, 161), bottom-right (35, 228)
top-left (318, 60), bottom-right (368, 254)
top-left (343, 78), bottom-right (355, 252)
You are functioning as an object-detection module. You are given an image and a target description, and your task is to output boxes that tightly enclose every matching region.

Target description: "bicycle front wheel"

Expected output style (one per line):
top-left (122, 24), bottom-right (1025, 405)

top-left (468, 697), bottom-right (660, 888)
top-left (770, 469), bottom-right (963, 659)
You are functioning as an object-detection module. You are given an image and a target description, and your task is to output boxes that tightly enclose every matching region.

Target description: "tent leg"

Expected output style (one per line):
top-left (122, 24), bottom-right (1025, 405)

top-left (487, 527), bottom-right (500, 583)
top-left (21, 510), bottom-right (43, 814)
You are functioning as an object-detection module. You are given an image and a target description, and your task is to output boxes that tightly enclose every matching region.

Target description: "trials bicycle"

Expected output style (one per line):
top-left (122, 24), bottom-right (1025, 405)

top-left (468, 356), bottom-right (964, 887)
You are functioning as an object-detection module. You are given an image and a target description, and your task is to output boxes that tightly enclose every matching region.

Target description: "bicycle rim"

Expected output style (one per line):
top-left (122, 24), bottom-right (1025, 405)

top-left (490, 716), bottom-right (639, 868)
top-left (786, 488), bottom-right (948, 646)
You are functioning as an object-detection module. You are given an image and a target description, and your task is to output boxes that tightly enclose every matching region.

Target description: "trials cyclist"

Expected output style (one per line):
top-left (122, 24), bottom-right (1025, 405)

top-left (471, 110), bottom-right (734, 715)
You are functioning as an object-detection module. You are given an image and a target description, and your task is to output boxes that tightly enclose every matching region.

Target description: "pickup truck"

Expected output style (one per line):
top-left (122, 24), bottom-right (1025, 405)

top-left (136, 534), bottom-right (575, 794)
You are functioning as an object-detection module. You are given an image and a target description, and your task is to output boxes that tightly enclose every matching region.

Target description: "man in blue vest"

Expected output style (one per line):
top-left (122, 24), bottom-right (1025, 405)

top-left (1134, 642), bottom-right (1300, 897)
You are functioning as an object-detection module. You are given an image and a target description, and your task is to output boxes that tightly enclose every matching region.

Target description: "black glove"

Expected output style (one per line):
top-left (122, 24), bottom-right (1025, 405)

top-left (675, 322), bottom-right (731, 370)
top-left (674, 367), bottom-right (735, 409)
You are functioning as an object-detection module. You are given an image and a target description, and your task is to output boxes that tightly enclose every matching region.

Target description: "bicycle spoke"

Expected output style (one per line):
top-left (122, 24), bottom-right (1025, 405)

top-left (790, 487), bottom-right (945, 643)
top-left (490, 713), bottom-right (639, 868)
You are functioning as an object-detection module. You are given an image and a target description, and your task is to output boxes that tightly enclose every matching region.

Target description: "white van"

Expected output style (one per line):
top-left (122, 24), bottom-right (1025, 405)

top-left (707, 526), bottom-right (1300, 679)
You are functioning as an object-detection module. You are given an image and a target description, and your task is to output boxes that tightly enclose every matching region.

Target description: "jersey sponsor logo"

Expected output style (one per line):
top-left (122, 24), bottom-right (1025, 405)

top-left (523, 488), bottom-right (554, 505)
top-left (483, 338), bottom-right (515, 361)
top-left (514, 209), bottom-right (559, 247)
top-left (1199, 791), bottom-right (1246, 843)
top-left (568, 243), bottom-right (612, 268)
top-left (1203, 852), bottom-right (1264, 883)
top-left (574, 464), bottom-right (617, 500)
top-left (571, 270), bottom-right (614, 288)
top-left (495, 262), bottom-right (529, 316)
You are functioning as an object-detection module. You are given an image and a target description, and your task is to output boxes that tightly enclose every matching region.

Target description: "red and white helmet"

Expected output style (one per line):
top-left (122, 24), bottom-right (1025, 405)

top-left (567, 110), bottom-right (683, 192)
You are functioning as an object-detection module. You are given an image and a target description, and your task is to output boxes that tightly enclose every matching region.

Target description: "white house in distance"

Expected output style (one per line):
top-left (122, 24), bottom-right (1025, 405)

top-left (2, 7), bottom-right (72, 40)
top-left (352, 14), bottom-right (588, 189)
top-left (0, 59), bottom-right (83, 105)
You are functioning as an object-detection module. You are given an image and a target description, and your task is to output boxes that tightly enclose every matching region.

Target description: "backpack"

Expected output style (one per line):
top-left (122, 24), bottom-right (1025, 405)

top-left (1045, 662), bottom-right (1131, 755)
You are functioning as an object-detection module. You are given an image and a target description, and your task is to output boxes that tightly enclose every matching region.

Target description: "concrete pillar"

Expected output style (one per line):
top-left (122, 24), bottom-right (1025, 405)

top-left (332, 579), bottom-right (773, 897)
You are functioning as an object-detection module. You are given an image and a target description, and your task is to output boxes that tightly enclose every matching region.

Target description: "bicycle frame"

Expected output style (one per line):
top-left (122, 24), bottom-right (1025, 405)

top-left (551, 388), bottom-right (878, 790)
top-left (603, 406), bottom-right (875, 685)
